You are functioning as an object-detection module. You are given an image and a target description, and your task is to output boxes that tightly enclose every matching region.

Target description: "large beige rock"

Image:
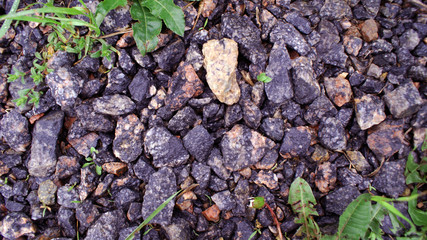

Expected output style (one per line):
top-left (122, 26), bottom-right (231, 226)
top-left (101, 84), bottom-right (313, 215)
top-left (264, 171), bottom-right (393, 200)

top-left (202, 38), bottom-right (240, 105)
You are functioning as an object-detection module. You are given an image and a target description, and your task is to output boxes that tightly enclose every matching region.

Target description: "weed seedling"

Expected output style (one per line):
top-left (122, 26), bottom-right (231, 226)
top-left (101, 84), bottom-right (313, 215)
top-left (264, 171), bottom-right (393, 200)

top-left (257, 72), bottom-right (272, 83)
top-left (82, 147), bottom-right (102, 176)
top-left (249, 196), bottom-right (284, 240)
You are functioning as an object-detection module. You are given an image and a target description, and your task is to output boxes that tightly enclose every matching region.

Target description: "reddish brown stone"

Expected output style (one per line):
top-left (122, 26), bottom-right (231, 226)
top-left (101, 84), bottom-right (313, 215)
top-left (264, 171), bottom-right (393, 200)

top-left (55, 156), bottom-right (80, 180)
top-left (367, 119), bottom-right (406, 158)
top-left (315, 162), bottom-right (337, 193)
top-left (360, 19), bottom-right (378, 42)
top-left (202, 204), bottom-right (221, 222)
top-left (324, 76), bottom-right (352, 107)
top-left (29, 113), bottom-right (45, 125)
top-left (165, 62), bottom-right (204, 111)
top-left (68, 132), bottom-right (99, 158)
top-left (102, 162), bottom-right (128, 176)
top-left (116, 32), bottom-right (135, 48)
top-left (254, 170), bottom-right (279, 190)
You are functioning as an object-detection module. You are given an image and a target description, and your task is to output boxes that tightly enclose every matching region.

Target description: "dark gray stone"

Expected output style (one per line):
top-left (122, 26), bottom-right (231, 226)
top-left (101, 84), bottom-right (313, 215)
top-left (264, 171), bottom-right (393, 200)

top-left (93, 94), bottom-right (136, 116)
top-left (104, 67), bottom-right (131, 95)
top-left (281, 100), bottom-right (303, 121)
top-left (0, 110), bottom-right (31, 152)
top-left (325, 185), bottom-right (360, 215)
top-left (384, 82), bottom-right (422, 118)
top-left (100, 5), bottom-right (132, 34)
top-left (164, 217), bottom-right (191, 240)
top-left (57, 186), bottom-right (80, 209)
top-left (75, 56), bottom-right (100, 73)
top-left (360, 78), bottom-right (385, 94)
top-left (114, 188), bottom-right (140, 209)
top-left (221, 13), bottom-right (267, 67)
top-left (76, 200), bottom-right (100, 229)
top-left (47, 51), bottom-right (75, 70)
top-left (46, 68), bottom-right (83, 111)
top-left (118, 227), bottom-right (141, 240)
top-left (84, 210), bottom-right (125, 240)
top-left (145, 127), bottom-right (189, 168)
top-left (319, 0), bottom-right (352, 20)
top-left (183, 125), bottom-right (214, 162)
top-left (354, 94), bottom-right (386, 130)
top-left (224, 104), bottom-right (242, 128)
top-left (240, 99), bottom-right (262, 129)
top-left (372, 160), bottom-right (406, 198)
top-left (320, 44), bottom-right (348, 68)
top-left (209, 175), bottom-right (228, 192)
top-left (234, 220), bottom-right (254, 240)
top-left (129, 69), bottom-right (154, 102)
top-left (75, 102), bottom-right (115, 132)
top-left (118, 49), bottom-right (136, 75)
top-left (362, 0), bottom-right (381, 17)
top-left (260, 118), bottom-right (285, 142)
top-left (220, 125), bottom-right (275, 171)
top-left (207, 148), bottom-right (231, 180)
top-left (5, 200), bottom-right (25, 212)
top-left (152, 39), bottom-right (185, 72)
top-left (133, 157), bottom-right (155, 183)
top-left (168, 106), bottom-right (198, 132)
top-left (270, 21), bottom-right (310, 56)
top-left (58, 207), bottom-right (76, 238)
top-left (371, 39), bottom-right (393, 54)
top-left (142, 167), bottom-right (176, 226)
top-left (284, 11), bottom-right (312, 34)
top-left (192, 162), bottom-right (211, 190)
top-left (28, 111), bottom-right (64, 177)
top-left (113, 114), bottom-right (144, 163)
top-left (265, 43), bottom-right (294, 104)
top-left (408, 65), bottom-right (427, 82)
top-left (318, 117), bottom-right (347, 151)
top-left (399, 29), bottom-right (420, 51)
top-left (280, 127), bottom-right (311, 158)
top-left (0, 212), bottom-right (36, 239)
top-left (291, 57), bottom-right (320, 105)
top-left (233, 179), bottom-right (250, 216)
top-left (211, 190), bottom-right (236, 211)
top-left (131, 47), bottom-right (156, 70)
top-left (304, 95), bottom-right (338, 126)
top-left (337, 168), bottom-right (364, 187)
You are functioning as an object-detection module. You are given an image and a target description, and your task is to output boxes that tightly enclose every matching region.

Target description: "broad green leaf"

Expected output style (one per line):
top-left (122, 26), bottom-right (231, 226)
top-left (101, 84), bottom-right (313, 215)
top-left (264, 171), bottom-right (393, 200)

top-left (125, 189), bottom-right (183, 240)
top-left (377, 201), bottom-right (417, 234)
top-left (288, 177), bottom-right (319, 239)
top-left (141, 0), bottom-right (185, 36)
top-left (408, 188), bottom-right (427, 227)
top-left (131, 1), bottom-right (161, 55)
top-left (95, 165), bottom-right (102, 175)
top-left (94, 0), bottom-right (127, 27)
top-left (0, 0), bottom-right (20, 39)
top-left (334, 193), bottom-right (372, 240)
top-left (367, 203), bottom-right (387, 238)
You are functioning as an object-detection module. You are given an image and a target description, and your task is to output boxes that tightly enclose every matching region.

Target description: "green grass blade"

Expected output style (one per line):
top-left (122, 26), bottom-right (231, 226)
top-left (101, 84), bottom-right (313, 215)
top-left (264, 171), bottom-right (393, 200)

top-left (94, 0), bottom-right (127, 27)
top-left (377, 201), bottom-right (417, 234)
top-left (335, 193), bottom-right (372, 240)
top-left (125, 189), bottom-right (183, 240)
top-left (0, 0), bottom-right (20, 38)
top-left (0, 6), bottom-right (87, 21)
top-left (142, 0), bottom-right (185, 36)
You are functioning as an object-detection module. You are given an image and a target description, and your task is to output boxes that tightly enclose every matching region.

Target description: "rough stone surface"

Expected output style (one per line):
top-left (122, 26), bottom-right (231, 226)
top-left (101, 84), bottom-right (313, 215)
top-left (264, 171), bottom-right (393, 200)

top-left (84, 210), bottom-right (125, 240)
top-left (384, 82), bottom-right (422, 118)
top-left (128, 69), bottom-right (153, 102)
top-left (142, 168), bottom-right (176, 226)
top-left (270, 21), bottom-right (310, 56)
top-left (113, 114), bottom-right (144, 163)
top-left (325, 185), bottom-right (360, 215)
top-left (259, 118), bottom-right (285, 142)
top-left (207, 148), bottom-right (231, 180)
top-left (93, 94), bottom-right (136, 116)
top-left (0, 212), bottom-right (36, 239)
top-left (220, 125), bottom-right (275, 171)
top-left (355, 94), bottom-right (386, 130)
top-left (265, 43), bottom-right (293, 104)
top-left (360, 19), bottom-right (378, 42)
top-left (346, 151), bottom-right (371, 172)
top-left (315, 162), bottom-right (337, 193)
top-left (211, 190), bottom-right (236, 211)
top-left (57, 186), bottom-right (80, 209)
top-left (38, 180), bottom-right (57, 206)
top-left (280, 127), bottom-right (311, 158)
top-left (304, 95), bottom-right (338, 126)
top-left (399, 29), bottom-right (420, 51)
top-left (367, 119), bottom-right (405, 158)
top-left (58, 206), bottom-right (76, 238)
top-left (319, 0), bottom-right (352, 20)
top-left (75, 102), bottom-right (115, 132)
top-left (165, 62), bottom-right (204, 111)
top-left (254, 170), bottom-right (279, 190)
top-left (183, 125), bottom-right (214, 162)
top-left (324, 76), bottom-right (352, 107)
top-left (292, 57), bottom-right (320, 105)
top-left (46, 67), bottom-right (83, 111)
top-left (104, 68), bottom-right (131, 95)
top-left (144, 126), bottom-right (189, 168)
top-left (152, 39), bottom-right (185, 72)
top-left (318, 117), bottom-right (347, 151)
top-left (133, 157), bottom-right (155, 183)
top-left (0, 110), bottom-right (31, 152)
top-left (168, 106), bottom-right (198, 132)
top-left (202, 39), bottom-right (240, 105)
top-left (28, 111), bottom-right (64, 177)
top-left (202, 204), bottom-right (220, 222)
top-left (372, 160), bottom-right (406, 198)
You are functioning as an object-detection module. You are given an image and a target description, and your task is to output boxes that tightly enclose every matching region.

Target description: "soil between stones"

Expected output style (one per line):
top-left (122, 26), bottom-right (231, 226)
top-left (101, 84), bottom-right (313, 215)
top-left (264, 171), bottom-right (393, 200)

top-left (0, 0), bottom-right (426, 239)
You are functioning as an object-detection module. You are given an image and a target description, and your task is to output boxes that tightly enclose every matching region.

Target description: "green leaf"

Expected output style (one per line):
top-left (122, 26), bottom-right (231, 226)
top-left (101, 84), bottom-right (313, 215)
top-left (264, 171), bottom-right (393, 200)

top-left (249, 196), bottom-right (265, 209)
top-left (0, 0), bottom-right (20, 39)
top-left (125, 189), bottom-right (183, 240)
top-left (95, 0), bottom-right (127, 27)
top-left (82, 162), bottom-right (94, 168)
top-left (96, 165), bottom-right (102, 176)
top-left (408, 188), bottom-right (427, 227)
top-left (257, 72), bottom-right (272, 83)
top-left (130, 1), bottom-right (162, 56)
top-left (367, 203), bottom-right (387, 238)
top-left (288, 177), bottom-right (319, 239)
top-left (141, 0), bottom-right (185, 36)
top-left (0, 6), bottom-right (87, 21)
top-left (422, 133), bottom-right (427, 151)
top-left (377, 201), bottom-right (417, 234)
top-left (334, 193), bottom-right (372, 240)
